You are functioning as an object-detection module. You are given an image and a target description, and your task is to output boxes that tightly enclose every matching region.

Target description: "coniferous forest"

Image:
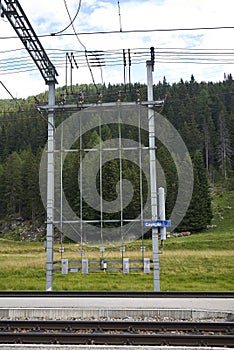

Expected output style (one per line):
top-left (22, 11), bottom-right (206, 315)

top-left (0, 75), bottom-right (233, 237)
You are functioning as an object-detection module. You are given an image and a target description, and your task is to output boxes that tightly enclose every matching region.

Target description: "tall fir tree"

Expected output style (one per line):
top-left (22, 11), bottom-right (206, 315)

top-left (178, 150), bottom-right (212, 232)
top-left (3, 152), bottom-right (23, 217)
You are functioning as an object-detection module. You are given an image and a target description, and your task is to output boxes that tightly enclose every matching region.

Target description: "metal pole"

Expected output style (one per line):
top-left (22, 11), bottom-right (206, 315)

top-left (46, 82), bottom-right (55, 291)
top-left (118, 110), bottom-right (124, 243)
top-left (138, 108), bottom-right (144, 264)
top-left (79, 114), bottom-right (83, 245)
top-left (99, 112), bottom-right (103, 245)
top-left (147, 61), bottom-right (160, 291)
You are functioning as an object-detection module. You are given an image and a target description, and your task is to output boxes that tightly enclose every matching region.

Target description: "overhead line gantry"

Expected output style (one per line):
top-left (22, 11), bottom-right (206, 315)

top-left (1, 0), bottom-right (57, 290)
top-left (1, 1), bottom-right (166, 292)
top-left (0, 0), bottom-right (58, 84)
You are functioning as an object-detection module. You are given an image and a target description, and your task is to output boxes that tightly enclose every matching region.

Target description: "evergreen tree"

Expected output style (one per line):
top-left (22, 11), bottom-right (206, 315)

top-left (217, 109), bottom-right (232, 179)
top-left (1, 79), bottom-right (234, 233)
top-left (3, 152), bottom-right (23, 217)
top-left (0, 125), bottom-right (8, 162)
top-left (0, 164), bottom-right (5, 217)
top-left (157, 146), bottom-right (178, 218)
top-left (178, 150), bottom-right (212, 231)
top-left (20, 148), bottom-right (43, 224)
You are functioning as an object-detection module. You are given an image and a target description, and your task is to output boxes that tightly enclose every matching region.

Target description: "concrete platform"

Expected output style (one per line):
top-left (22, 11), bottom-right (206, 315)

top-left (0, 297), bottom-right (233, 311)
top-left (0, 297), bottom-right (233, 320)
top-left (0, 307), bottom-right (231, 321)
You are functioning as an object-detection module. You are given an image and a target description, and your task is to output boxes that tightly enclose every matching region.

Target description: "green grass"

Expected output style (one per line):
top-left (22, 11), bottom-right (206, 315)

top-left (0, 190), bottom-right (233, 291)
top-left (160, 250), bottom-right (233, 291)
top-left (211, 189), bottom-right (234, 232)
top-left (164, 231), bottom-right (234, 250)
top-left (0, 235), bottom-right (233, 291)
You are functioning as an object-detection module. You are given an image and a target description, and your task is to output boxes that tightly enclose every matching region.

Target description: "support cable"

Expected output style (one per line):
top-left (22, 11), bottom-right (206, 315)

top-left (51, 0), bottom-right (82, 36)
top-left (62, 0), bottom-right (102, 94)
top-left (34, 98), bottom-right (55, 130)
top-left (0, 80), bottom-right (22, 110)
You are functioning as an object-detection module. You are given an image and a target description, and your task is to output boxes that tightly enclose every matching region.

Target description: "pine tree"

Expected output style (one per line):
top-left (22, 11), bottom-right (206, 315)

top-left (0, 125), bottom-right (8, 162)
top-left (217, 109), bottom-right (232, 179)
top-left (178, 150), bottom-right (212, 231)
top-left (4, 152), bottom-right (23, 217)
top-left (0, 164), bottom-right (5, 218)
top-left (157, 146), bottom-right (178, 218)
top-left (20, 148), bottom-right (42, 224)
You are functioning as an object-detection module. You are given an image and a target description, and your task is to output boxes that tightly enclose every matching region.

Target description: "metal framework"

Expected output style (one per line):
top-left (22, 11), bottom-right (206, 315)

top-left (2, 0), bottom-right (165, 292)
top-left (52, 105), bottom-right (151, 239)
top-left (40, 62), bottom-right (162, 291)
top-left (1, 0), bottom-right (57, 290)
top-left (38, 100), bottom-right (166, 112)
top-left (1, 0), bottom-right (58, 84)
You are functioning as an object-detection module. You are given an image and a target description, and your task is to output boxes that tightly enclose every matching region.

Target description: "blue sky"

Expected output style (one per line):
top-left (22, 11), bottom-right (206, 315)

top-left (0, 0), bottom-right (234, 98)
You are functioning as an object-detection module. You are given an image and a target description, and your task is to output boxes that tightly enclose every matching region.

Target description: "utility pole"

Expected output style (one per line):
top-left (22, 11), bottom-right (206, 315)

top-left (1, 0), bottom-right (58, 291)
top-left (46, 83), bottom-right (55, 291)
top-left (147, 60), bottom-right (160, 291)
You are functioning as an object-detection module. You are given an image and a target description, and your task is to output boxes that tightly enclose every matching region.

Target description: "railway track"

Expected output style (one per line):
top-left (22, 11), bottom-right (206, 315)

top-left (0, 320), bottom-right (233, 346)
top-left (0, 291), bottom-right (234, 298)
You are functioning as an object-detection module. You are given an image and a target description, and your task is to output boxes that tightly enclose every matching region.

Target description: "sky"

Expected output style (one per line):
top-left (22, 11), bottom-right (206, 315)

top-left (0, 0), bottom-right (234, 99)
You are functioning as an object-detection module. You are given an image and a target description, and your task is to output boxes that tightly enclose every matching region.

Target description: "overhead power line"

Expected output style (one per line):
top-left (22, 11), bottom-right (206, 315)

top-left (0, 26), bottom-right (234, 40)
top-left (0, 80), bottom-right (22, 110)
top-left (1, 47), bottom-right (234, 75)
top-left (50, 25), bottom-right (234, 37)
top-left (61, 0), bottom-right (101, 92)
top-left (52, 0), bottom-right (82, 35)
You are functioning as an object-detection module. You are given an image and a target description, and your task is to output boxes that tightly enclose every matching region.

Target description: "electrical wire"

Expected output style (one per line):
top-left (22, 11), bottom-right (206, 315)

top-left (52, 0), bottom-right (82, 35)
top-left (50, 25), bottom-right (234, 37)
top-left (1, 25), bottom-right (234, 40)
top-left (1, 46), bottom-right (234, 96)
top-left (1, 47), bottom-right (234, 75)
top-left (62, 0), bottom-right (102, 93)
top-left (1, 87), bottom-right (234, 124)
top-left (0, 81), bottom-right (22, 110)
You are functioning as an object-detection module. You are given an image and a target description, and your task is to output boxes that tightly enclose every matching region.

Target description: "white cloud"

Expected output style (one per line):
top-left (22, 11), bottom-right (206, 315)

top-left (0, 0), bottom-right (233, 98)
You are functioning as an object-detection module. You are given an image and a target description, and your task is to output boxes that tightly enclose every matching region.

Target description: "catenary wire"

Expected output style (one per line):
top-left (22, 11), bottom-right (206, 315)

top-left (52, 0), bottom-right (82, 35)
top-left (1, 25), bottom-right (234, 40)
top-left (1, 47), bottom-right (234, 75)
top-left (62, 0), bottom-right (102, 92)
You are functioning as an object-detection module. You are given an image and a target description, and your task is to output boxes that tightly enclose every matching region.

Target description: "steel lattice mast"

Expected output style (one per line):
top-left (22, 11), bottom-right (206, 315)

top-left (1, 0), bottom-right (58, 290)
top-left (1, 0), bottom-right (58, 84)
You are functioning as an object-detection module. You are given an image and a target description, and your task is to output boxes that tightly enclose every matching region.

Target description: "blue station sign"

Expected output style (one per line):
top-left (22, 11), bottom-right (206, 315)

top-left (144, 220), bottom-right (171, 228)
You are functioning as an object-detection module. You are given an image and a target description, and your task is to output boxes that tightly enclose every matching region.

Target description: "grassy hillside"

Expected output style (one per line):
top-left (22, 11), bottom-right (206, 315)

top-left (211, 189), bottom-right (234, 233)
top-left (0, 190), bottom-right (233, 291)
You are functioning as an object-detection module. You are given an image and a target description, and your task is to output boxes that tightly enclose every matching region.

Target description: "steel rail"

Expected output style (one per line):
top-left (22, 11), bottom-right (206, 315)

top-left (0, 291), bottom-right (234, 298)
top-left (0, 320), bottom-right (233, 333)
top-left (0, 331), bottom-right (233, 346)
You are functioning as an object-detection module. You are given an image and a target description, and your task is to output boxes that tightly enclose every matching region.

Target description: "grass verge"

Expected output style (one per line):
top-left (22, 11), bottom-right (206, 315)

top-left (0, 190), bottom-right (233, 291)
top-left (0, 232), bottom-right (233, 291)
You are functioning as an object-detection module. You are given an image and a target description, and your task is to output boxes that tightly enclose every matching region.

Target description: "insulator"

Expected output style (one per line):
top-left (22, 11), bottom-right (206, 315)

top-left (136, 89), bottom-right (141, 103)
top-left (117, 91), bottom-right (121, 102)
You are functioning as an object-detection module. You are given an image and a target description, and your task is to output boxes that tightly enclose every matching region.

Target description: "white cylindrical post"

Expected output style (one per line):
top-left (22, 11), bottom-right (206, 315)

top-left (147, 60), bottom-right (160, 292)
top-left (158, 187), bottom-right (167, 241)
